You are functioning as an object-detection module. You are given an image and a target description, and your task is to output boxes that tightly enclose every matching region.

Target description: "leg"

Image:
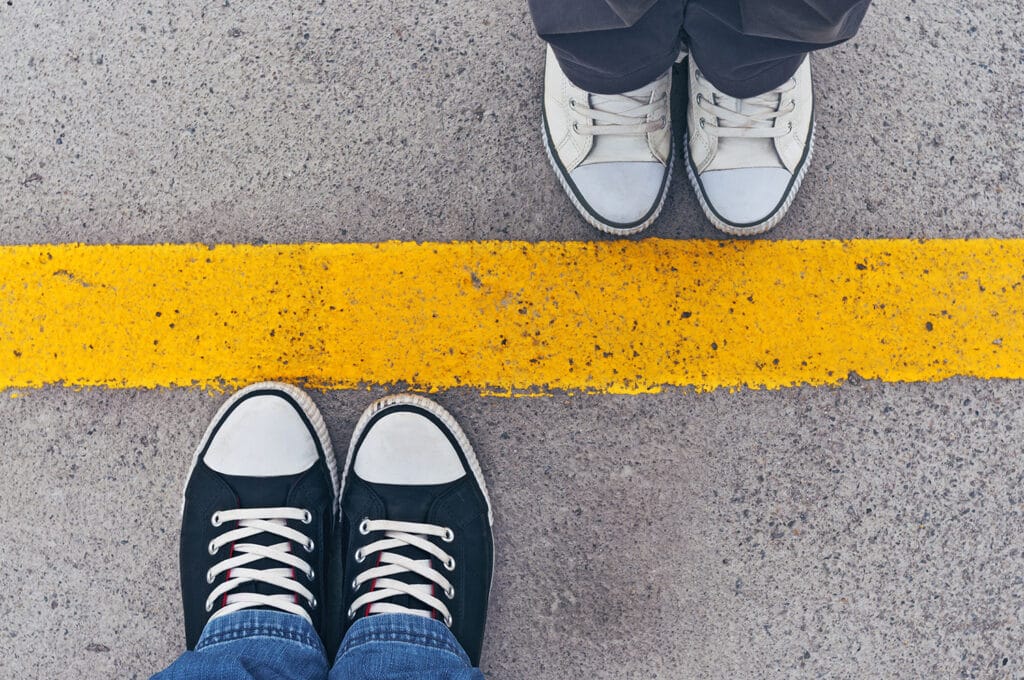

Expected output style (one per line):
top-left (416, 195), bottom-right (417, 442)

top-left (684, 0), bottom-right (872, 98)
top-left (530, 0), bottom-right (684, 95)
top-left (153, 611), bottom-right (328, 680)
top-left (331, 394), bottom-right (493, 679)
top-left (152, 382), bottom-right (340, 679)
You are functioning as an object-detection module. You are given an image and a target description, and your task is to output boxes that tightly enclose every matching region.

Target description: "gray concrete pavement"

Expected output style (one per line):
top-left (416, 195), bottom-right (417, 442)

top-left (2, 1), bottom-right (1023, 244)
top-left (2, 384), bottom-right (1023, 678)
top-left (1, 0), bottom-right (1024, 679)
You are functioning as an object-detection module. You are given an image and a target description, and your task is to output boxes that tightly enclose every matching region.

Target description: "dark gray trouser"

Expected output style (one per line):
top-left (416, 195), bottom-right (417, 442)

top-left (529, 0), bottom-right (872, 97)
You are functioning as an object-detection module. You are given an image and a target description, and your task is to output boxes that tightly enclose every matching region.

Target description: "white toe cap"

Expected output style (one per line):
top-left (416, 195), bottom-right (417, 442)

top-left (205, 394), bottom-right (318, 477)
top-left (570, 162), bottom-right (666, 225)
top-left (699, 167), bottom-right (792, 226)
top-left (354, 411), bottom-right (467, 486)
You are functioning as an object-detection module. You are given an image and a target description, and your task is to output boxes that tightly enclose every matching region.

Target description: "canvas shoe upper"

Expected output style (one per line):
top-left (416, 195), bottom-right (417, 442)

top-left (686, 55), bottom-right (815, 235)
top-left (178, 382), bottom-right (339, 650)
top-left (339, 394), bottom-right (493, 665)
top-left (542, 46), bottom-right (673, 235)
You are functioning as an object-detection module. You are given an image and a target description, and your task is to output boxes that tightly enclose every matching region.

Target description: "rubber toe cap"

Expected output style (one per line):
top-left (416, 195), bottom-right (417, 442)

top-left (353, 411), bottom-right (467, 485)
top-left (699, 167), bottom-right (793, 226)
top-left (570, 162), bottom-right (666, 226)
top-left (205, 393), bottom-right (318, 477)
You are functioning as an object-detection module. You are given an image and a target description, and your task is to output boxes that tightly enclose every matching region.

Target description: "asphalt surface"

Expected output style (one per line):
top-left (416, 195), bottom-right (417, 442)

top-left (2, 1), bottom-right (1024, 678)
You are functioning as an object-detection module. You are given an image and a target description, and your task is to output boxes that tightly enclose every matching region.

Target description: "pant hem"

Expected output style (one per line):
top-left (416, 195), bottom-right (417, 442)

top-left (551, 43), bottom-right (679, 94)
top-left (337, 614), bottom-right (472, 665)
top-left (690, 52), bottom-right (804, 98)
top-left (196, 611), bottom-right (326, 658)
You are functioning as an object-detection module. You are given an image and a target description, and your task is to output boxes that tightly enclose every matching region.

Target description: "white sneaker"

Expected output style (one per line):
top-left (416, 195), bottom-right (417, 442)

top-left (542, 46), bottom-right (673, 235)
top-left (685, 56), bottom-right (814, 235)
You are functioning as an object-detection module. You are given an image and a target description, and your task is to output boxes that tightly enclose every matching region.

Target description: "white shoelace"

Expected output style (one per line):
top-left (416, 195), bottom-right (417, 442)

top-left (349, 519), bottom-right (457, 627)
top-left (205, 507), bottom-right (318, 623)
top-left (696, 71), bottom-right (797, 140)
top-left (570, 89), bottom-right (668, 137)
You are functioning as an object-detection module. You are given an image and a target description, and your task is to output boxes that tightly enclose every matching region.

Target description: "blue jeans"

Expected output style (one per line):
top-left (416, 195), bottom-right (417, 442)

top-left (153, 611), bottom-right (485, 680)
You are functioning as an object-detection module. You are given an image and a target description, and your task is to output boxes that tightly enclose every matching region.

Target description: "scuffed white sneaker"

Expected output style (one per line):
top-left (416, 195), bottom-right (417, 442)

top-left (686, 55), bottom-right (814, 235)
top-left (542, 46), bottom-right (673, 235)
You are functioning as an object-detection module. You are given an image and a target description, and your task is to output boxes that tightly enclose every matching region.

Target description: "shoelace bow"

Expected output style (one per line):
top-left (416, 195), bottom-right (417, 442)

top-left (695, 70), bottom-right (797, 139)
top-left (570, 90), bottom-right (668, 137)
top-left (349, 519), bottom-right (457, 627)
top-left (206, 507), bottom-right (318, 623)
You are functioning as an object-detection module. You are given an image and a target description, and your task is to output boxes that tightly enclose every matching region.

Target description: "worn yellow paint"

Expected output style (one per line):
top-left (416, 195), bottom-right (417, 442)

top-left (0, 239), bottom-right (1022, 394)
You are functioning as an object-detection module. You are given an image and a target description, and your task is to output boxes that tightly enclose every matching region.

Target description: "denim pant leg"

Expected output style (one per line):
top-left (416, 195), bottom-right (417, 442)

top-left (329, 614), bottom-right (485, 680)
top-left (152, 611), bottom-right (329, 680)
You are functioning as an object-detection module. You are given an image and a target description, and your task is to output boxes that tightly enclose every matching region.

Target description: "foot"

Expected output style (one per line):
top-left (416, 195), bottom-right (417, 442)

top-left (179, 382), bottom-right (338, 649)
top-left (340, 394), bottom-right (493, 665)
top-left (685, 55), bottom-right (814, 235)
top-left (542, 46), bottom-right (673, 235)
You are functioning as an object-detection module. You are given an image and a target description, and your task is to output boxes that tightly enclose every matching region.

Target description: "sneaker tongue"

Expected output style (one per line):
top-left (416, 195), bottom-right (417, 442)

top-left (217, 472), bottom-right (308, 605)
top-left (590, 81), bottom-right (656, 115)
top-left (585, 84), bottom-right (661, 165)
top-left (707, 91), bottom-right (784, 171)
top-left (366, 558), bottom-right (438, 620)
top-left (716, 91), bottom-right (778, 128)
top-left (363, 482), bottom-right (454, 619)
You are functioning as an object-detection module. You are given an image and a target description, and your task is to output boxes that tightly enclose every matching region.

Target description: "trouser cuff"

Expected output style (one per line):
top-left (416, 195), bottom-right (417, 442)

top-left (337, 614), bottom-right (472, 665)
top-left (690, 51), bottom-right (805, 99)
top-left (195, 610), bottom-right (326, 658)
top-left (550, 43), bottom-right (679, 95)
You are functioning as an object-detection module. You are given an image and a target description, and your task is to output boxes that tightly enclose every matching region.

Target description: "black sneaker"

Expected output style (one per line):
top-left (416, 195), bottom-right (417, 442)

top-left (339, 394), bottom-right (494, 665)
top-left (179, 382), bottom-right (339, 649)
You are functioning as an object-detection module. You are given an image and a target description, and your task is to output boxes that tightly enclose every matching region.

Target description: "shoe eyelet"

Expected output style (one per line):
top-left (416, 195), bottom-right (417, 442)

top-left (304, 539), bottom-right (315, 553)
top-left (569, 98), bottom-right (576, 109)
top-left (347, 607), bottom-right (356, 619)
top-left (444, 557), bottom-right (456, 571)
top-left (445, 586), bottom-right (455, 599)
top-left (695, 93), bottom-right (702, 104)
top-left (205, 601), bottom-right (213, 613)
top-left (571, 121), bottom-right (579, 133)
top-left (441, 527), bottom-right (454, 543)
top-left (309, 597), bottom-right (318, 609)
top-left (443, 614), bottom-right (453, 627)
top-left (210, 512), bottom-right (222, 527)
top-left (352, 578), bottom-right (360, 591)
top-left (307, 568), bottom-right (315, 581)
top-left (206, 570), bottom-right (215, 584)
top-left (699, 118), bottom-right (706, 129)
top-left (787, 121), bottom-right (793, 131)
top-left (208, 540), bottom-right (218, 555)
top-left (301, 509), bottom-right (312, 524)
top-left (354, 549), bottom-right (365, 563)
top-left (358, 519), bottom-right (371, 535)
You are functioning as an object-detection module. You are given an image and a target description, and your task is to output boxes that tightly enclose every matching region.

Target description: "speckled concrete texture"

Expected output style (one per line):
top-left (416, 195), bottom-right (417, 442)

top-left (1, 1), bottom-right (1022, 243)
top-left (2, 0), bottom-right (1024, 679)
top-left (1, 384), bottom-right (1022, 678)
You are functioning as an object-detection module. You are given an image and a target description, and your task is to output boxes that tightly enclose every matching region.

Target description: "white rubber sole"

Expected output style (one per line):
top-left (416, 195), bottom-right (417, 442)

top-left (542, 117), bottom-right (672, 237)
top-left (685, 123), bottom-right (815, 237)
top-left (343, 393), bottom-right (493, 527)
top-left (181, 381), bottom-right (339, 515)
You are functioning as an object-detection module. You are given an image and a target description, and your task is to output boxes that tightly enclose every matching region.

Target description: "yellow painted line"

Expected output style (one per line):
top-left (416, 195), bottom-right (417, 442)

top-left (0, 239), bottom-right (1022, 394)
